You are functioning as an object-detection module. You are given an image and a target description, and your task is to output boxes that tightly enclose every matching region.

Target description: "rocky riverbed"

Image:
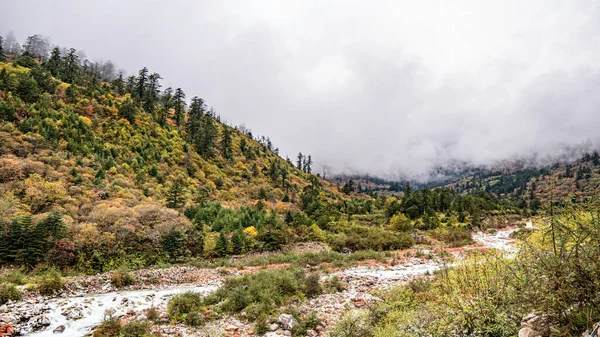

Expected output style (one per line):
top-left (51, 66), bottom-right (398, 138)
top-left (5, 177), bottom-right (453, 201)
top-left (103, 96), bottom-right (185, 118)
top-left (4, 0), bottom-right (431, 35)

top-left (1, 227), bottom-right (519, 337)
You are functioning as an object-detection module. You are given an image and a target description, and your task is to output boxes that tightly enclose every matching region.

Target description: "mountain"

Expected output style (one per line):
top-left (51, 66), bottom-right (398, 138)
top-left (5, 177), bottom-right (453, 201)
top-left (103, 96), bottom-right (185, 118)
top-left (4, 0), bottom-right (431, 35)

top-left (0, 48), bottom-right (418, 273)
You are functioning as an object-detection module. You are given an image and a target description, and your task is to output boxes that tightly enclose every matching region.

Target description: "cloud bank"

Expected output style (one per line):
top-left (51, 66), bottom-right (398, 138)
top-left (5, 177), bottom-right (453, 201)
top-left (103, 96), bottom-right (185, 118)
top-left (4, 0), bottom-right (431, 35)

top-left (2, 0), bottom-right (600, 179)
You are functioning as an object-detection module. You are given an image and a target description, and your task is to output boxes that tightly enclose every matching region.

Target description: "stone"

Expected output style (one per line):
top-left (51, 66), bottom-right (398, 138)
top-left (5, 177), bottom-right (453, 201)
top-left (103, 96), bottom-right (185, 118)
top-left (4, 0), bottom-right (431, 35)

top-left (0, 314), bottom-right (16, 323)
top-left (277, 314), bottom-right (299, 331)
top-left (53, 325), bottom-right (66, 333)
top-left (269, 323), bottom-right (279, 331)
top-left (518, 327), bottom-right (542, 337)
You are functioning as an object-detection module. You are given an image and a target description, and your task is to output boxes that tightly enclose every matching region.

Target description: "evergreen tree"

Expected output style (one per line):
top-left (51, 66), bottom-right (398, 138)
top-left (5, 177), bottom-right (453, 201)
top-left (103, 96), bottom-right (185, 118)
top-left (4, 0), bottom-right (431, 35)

top-left (135, 67), bottom-right (148, 101)
top-left (16, 215), bottom-right (43, 267)
top-left (296, 152), bottom-right (303, 170)
top-left (119, 97), bottom-right (137, 124)
top-left (215, 231), bottom-right (229, 257)
top-left (186, 96), bottom-right (205, 139)
top-left (220, 126), bottom-right (233, 159)
top-left (304, 155), bottom-right (313, 173)
top-left (45, 47), bottom-right (62, 77)
top-left (162, 228), bottom-right (185, 260)
top-left (173, 88), bottom-right (186, 127)
top-left (143, 72), bottom-right (162, 113)
top-left (231, 229), bottom-right (245, 255)
top-left (63, 48), bottom-right (79, 83)
top-left (197, 114), bottom-right (218, 157)
top-left (112, 71), bottom-right (125, 95)
top-left (166, 179), bottom-right (185, 209)
top-left (0, 36), bottom-right (6, 62)
top-left (284, 211), bottom-right (293, 224)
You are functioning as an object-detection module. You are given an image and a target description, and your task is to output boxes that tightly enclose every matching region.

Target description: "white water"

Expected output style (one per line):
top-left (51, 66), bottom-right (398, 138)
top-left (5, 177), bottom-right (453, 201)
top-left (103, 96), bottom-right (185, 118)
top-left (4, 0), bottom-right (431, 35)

top-left (24, 227), bottom-right (520, 336)
top-left (338, 227), bottom-right (518, 281)
top-left (27, 284), bottom-right (218, 337)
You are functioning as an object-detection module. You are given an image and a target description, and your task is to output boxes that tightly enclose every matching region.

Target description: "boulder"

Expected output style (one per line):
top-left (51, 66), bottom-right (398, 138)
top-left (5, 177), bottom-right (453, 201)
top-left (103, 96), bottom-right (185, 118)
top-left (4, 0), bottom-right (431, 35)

top-left (53, 325), bottom-right (66, 334)
top-left (277, 314), bottom-right (299, 331)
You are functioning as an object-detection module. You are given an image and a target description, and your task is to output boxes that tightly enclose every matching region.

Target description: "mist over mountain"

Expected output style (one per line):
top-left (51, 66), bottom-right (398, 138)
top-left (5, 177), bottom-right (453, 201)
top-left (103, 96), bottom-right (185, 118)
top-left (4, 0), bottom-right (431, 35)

top-left (2, 0), bottom-right (600, 180)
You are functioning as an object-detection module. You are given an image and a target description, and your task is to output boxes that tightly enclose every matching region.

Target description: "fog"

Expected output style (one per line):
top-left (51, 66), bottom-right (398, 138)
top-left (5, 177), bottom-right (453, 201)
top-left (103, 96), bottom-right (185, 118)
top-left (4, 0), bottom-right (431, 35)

top-left (2, 1), bottom-right (600, 180)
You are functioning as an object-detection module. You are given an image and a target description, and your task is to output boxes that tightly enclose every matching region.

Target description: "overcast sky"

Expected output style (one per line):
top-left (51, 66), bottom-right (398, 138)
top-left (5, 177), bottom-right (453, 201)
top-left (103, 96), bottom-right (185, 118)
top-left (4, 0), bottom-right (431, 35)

top-left (2, 1), bottom-right (600, 179)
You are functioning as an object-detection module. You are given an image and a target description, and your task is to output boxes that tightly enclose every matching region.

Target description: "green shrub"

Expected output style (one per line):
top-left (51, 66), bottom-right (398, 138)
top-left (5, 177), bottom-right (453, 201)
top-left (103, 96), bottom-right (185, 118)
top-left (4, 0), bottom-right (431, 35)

top-left (428, 227), bottom-right (473, 247)
top-left (110, 268), bottom-right (136, 287)
top-left (304, 273), bottom-right (322, 298)
top-left (209, 269), bottom-right (306, 319)
top-left (36, 269), bottom-right (64, 295)
top-left (0, 283), bottom-right (22, 304)
top-left (92, 316), bottom-right (121, 337)
top-left (145, 307), bottom-right (159, 321)
top-left (331, 310), bottom-right (373, 337)
top-left (167, 292), bottom-right (203, 323)
top-left (0, 270), bottom-right (26, 285)
top-left (120, 320), bottom-right (152, 337)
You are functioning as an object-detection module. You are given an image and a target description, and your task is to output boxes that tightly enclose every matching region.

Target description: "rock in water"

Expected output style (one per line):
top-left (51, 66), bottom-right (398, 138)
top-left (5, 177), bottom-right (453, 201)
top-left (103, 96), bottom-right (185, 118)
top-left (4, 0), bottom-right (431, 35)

top-left (277, 314), bottom-right (299, 331)
top-left (53, 325), bottom-right (66, 334)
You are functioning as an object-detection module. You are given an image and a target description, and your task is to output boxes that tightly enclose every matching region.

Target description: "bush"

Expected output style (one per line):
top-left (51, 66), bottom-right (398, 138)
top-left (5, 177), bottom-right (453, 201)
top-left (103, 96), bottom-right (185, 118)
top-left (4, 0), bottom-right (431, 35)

top-left (167, 292), bottom-right (203, 323)
top-left (331, 310), bottom-right (373, 337)
top-left (428, 227), bottom-right (473, 247)
top-left (304, 273), bottom-right (322, 298)
top-left (110, 268), bottom-right (136, 288)
top-left (0, 270), bottom-right (26, 285)
top-left (207, 269), bottom-right (306, 319)
top-left (145, 307), bottom-right (159, 321)
top-left (0, 283), bottom-right (22, 304)
top-left (92, 316), bottom-right (121, 337)
top-left (120, 320), bottom-right (152, 337)
top-left (36, 269), bottom-right (64, 295)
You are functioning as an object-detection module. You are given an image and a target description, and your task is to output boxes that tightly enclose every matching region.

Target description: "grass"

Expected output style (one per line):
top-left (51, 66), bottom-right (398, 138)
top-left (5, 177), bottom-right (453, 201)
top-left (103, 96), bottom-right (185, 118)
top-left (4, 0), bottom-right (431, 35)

top-left (35, 269), bottom-right (64, 295)
top-left (188, 249), bottom-right (389, 270)
top-left (110, 268), bottom-right (136, 288)
top-left (0, 283), bottom-right (22, 304)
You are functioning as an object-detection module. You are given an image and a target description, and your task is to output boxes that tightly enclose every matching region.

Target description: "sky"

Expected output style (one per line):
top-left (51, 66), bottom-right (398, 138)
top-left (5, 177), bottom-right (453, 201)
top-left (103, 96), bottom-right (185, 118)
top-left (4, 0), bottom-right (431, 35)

top-left (2, 0), bottom-right (600, 180)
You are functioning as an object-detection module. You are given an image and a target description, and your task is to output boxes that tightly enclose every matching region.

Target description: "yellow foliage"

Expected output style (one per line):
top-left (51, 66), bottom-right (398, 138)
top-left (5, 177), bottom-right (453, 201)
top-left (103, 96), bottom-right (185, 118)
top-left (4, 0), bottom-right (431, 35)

top-left (79, 116), bottom-right (93, 127)
top-left (244, 226), bottom-right (258, 238)
top-left (22, 174), bottom-right (67, 214)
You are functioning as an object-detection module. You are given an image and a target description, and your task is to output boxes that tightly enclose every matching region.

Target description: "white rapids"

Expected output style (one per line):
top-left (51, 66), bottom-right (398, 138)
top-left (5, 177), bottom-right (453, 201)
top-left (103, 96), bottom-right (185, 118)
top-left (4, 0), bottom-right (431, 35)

top-left (26, 284), bottom-right (218, 337)
top-left (337, 227), bottom-right (518, 282)
top-left (23, 226), bottom-right (522, 336)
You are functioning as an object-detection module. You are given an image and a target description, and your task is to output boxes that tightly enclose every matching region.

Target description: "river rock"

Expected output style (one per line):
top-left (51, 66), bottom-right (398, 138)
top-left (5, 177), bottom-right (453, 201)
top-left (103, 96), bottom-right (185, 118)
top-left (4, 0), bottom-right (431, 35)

top-left (269, 323), bottom-right (279, 331)
top-left (53, 324), bottom-right (66, 333)
top-left (0, 313), bottom-right (16, 323)
top-left (277, 314), bottom-right (299, 331)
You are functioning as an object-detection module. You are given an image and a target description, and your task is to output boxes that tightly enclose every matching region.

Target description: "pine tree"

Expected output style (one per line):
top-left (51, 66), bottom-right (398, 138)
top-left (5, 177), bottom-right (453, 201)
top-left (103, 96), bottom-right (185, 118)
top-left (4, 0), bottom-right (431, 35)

top-left (94, 167), bottom-right (105, 185)
top-left (197, 114), bottom-right (218, 157)
top-left (112, 72), bottom-right (125, 95)
top-left (186, 96), bottom-right (205, 139)
top-left (215, 231), bottom-right (229, 257)
top-left (144, 72), bottom-right (161, 113)
top-left (166, 179), bottom-right (185, 209)
top-left (231, 229), bottom-right (245, 255)
top-left (63, 48), bottom-right (79, 83)
top-left (119, 97), bottom-right (137, 124)
top-left (135, 67), bottom-right (148, 101)
top-left (16, 215), bottom-right (43, 267)
top-left (173, 88), bottom-right (186, 127)
top-left (284, 211), bottom-right (294, 224)
top-left (305, 155), bottom-right (313, 174)
top-left (162, 228), bottom-right (185, 260)
top-left (0, 36), bottom-right (6, 62)
top-left (296, 152), bottom-right (303, 170)
top-left (220, 127), bottom-right (233, 159)
top-left (45, 47), bottom-right (62, 77)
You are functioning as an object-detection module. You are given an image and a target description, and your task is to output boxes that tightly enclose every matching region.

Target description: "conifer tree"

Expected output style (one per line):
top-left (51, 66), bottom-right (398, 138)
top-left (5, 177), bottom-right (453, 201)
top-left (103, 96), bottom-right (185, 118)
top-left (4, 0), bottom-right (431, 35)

top-left (0, 36), bottom-right (5, 62)
top-left (162, 228), bottom-right (185, 259)
top-left (135, 67), bottom-right (148, 101)
top-left (45, 47), bottom-right (62, 77)
top-left (63, 48), bottom-right (79, 83)
top-left (166, 179), bottom-right (185, 209)
top-left (112, 71), bottom-right (125, 95)
top-left (173, 88), bottom-right (186, 127)
top-left (305, 155), bottom-right (313, 173)
top-left (296, 152), bottom-right (303, 170)
top-left (186, 96), bottom-right (205, 139)
top-left (231, 229), bottom-right (245, 255)
top-left (221, 127), bottom-right (233, 159)
top-left (16, 215), bottom-right (43, 267)
top-left (215, 231), bottom-right (229, 257)
top-left (197, 114), bottom-right (218, 157)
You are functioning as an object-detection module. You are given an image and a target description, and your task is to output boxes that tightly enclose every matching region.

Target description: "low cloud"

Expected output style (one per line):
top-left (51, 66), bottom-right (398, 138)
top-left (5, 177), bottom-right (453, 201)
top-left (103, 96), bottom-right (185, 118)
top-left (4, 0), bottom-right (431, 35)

top-left (2, 0), bottom-right (599, 180)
